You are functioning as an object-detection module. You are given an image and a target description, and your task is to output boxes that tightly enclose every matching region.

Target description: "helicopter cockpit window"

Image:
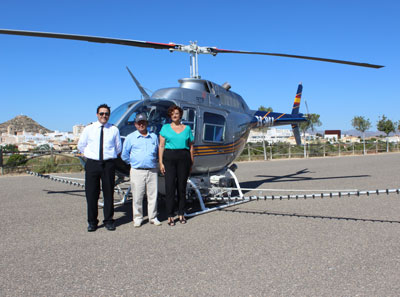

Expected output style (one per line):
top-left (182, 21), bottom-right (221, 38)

top-left (181, 107), bottom-right (196, 136)
top-left (115, 101), bottom-right (173, 138)
top-left (119, 111), bottom-right (139, 137)
top-left (203, 112), bottom-right (225, 143)
top-left (108, 101), bottom-right (137, 125)
top-left (147, 106), bottom-right (168, 134)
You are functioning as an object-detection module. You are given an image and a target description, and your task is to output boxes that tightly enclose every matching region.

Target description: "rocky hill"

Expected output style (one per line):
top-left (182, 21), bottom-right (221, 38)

top-left (0, 115), bottom-right (53, 134)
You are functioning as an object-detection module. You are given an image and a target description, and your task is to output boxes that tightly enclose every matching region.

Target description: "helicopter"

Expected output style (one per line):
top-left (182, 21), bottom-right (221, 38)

top-left (0, 29), bottom-right (383, 216)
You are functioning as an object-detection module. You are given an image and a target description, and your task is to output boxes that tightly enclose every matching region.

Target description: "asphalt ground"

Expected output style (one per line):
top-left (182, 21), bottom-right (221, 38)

top-left (1, 153), bottom-right (400, 296)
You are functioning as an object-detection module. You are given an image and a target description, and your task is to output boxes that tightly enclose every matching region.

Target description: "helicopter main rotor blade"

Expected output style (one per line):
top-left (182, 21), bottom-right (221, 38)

top-left (0, 29), bottom-right (383, 69)
top-left (126, 66), bottom-right (150, 100)
top-left (0, 29), bottom-right (181, 50)
top-left (210, 48), bottom-right (383, 69)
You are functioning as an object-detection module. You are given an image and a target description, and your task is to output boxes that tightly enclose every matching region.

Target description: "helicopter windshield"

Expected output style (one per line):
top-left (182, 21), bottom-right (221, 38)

top-left (115, 100), bottom-right (175, 138)
top-left (108, 100), bottom-right (138, 125)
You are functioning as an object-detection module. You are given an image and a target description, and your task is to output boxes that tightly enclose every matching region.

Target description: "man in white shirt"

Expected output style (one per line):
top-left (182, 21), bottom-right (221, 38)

top-left (78, 104), bottom-right (122, 232)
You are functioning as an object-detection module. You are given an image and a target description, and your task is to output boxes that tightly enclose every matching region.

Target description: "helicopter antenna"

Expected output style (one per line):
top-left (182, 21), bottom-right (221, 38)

top-left (126, 66), bottom-right (150, 99)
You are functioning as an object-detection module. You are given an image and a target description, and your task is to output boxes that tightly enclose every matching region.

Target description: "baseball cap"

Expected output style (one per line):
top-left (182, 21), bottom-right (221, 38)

top-left (135, 113), bottom-right (147, 123)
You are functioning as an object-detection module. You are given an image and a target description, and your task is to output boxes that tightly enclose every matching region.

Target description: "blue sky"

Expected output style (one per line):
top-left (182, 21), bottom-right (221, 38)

top-left (0, 0), bottom-right (398, 132)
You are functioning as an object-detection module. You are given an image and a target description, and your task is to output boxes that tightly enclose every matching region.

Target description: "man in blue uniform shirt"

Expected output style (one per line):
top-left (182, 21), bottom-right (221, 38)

top-left (121, 113), bottom-right (161, 227)
top-left (78, 104), bottom-right (122, 232)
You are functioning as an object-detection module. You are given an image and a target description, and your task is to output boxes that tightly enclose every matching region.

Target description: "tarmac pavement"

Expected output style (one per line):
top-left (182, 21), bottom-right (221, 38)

top-left (1, 153), bottom-right (399, 296)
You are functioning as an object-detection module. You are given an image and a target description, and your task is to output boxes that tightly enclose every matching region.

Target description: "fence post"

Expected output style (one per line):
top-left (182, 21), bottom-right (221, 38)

top-left (376, 141), bottom-right (378, 154)
top-left (338, 142), bottom-right (341, 157)
top-left (0, 147), bottom-right (3, 175)
top-left (247, 143), bottom-right (251, 161)
top-left (270, 144), bottom-right (273, 160)
top-left (323, 143), bottom-right (326, 157)
top-left (288, 143), bottom-right (291, 159)
top-left (263, 140), bottom-right (267, 161)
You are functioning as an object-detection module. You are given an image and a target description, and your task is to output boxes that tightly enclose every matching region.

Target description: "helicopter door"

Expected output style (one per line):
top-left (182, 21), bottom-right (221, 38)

top-left (199, 111), bottom-right (229, 172)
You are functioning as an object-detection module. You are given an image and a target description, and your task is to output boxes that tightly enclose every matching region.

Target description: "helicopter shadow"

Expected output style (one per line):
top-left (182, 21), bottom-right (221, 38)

top-left (44, 189), bottom-right (85, 198)
top-left (239, 168), bottom-right (370, 193)
top-left (219, 207), bottom-right (400, 224)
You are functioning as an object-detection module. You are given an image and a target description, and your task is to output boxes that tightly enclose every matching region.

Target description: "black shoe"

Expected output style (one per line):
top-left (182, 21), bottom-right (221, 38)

top-left (105, 222), bottom-right (116, 231)
top-left (87, 224), bottom-right (97, 232)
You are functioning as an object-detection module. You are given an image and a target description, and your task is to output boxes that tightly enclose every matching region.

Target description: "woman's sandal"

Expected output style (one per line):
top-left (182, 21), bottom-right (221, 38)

top-left (179, 216), bottom-right (187, 224)
top-left (168, 218), bottom-right (175, 226)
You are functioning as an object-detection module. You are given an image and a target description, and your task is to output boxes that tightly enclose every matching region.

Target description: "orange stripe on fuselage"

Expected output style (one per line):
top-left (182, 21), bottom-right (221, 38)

top-left (194, 137), bottom-right (246, 156)
top-left (261, 111), bottom-right (271, 120)
top-left (274, 113), bottom-right (286, 121)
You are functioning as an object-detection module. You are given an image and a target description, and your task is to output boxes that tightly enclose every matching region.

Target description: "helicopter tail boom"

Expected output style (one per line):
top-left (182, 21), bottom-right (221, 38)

top-left (252, 83), bottom-right (306, 145)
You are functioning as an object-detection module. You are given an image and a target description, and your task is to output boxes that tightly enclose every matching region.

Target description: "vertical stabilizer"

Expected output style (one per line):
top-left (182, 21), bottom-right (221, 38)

top-left (292, 83), bottom-right (302, 115)
top-left (291, 83), bottom-right (303, 145)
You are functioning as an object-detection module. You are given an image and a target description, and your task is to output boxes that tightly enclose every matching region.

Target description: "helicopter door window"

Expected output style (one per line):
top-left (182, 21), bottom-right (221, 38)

top-left (203, 112), bottom-right (225, 143)
top-left (181, 107), bottom-right (196, 135)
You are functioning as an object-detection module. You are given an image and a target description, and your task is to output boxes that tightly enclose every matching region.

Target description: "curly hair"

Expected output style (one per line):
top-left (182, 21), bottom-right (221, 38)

top-left (167, 105), bottom-right (183, 118)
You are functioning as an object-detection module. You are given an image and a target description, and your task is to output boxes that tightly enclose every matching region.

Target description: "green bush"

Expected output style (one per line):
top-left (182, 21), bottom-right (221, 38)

top-left (6, 154), bottom-right (28, 167)
top-left (36, 158), bottom-right (57, 174)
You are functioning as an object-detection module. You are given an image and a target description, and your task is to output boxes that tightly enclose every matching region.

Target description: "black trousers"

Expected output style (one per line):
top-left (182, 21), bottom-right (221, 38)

top-left (85, 158), bottom-right (116, 225)
top-left (163, 149), bottom-right (191, 217)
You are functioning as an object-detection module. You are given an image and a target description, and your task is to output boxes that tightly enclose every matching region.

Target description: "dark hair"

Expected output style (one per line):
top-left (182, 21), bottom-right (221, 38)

top-left (167, 105), bottom-right (183, 118)
top-left (97, 104), bottom-right (111, 114)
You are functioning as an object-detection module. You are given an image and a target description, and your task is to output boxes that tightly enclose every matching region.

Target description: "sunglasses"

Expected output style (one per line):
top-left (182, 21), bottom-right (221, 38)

top-left (99, 112), bottom-right (110, 116)
top-left (136, 121), bottom-right (147, 125)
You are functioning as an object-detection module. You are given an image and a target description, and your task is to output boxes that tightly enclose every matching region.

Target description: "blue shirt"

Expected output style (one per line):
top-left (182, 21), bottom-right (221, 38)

top-left (121, 130), bottom-right (159, 169)
top-left (160, 124), bottom-right (194, 150)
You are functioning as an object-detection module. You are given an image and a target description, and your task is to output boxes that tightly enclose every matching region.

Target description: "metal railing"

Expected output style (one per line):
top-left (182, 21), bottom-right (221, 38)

top-left (237, 141), bottom-right (400, 162)
top-left (0, 149), bottom-right (82, 175)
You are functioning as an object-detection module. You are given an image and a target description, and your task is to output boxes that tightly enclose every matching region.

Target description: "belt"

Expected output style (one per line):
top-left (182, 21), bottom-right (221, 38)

top-left (134, 167), bottom-right (155, 170)
top-left (87, 158), bottom-right (115, 163)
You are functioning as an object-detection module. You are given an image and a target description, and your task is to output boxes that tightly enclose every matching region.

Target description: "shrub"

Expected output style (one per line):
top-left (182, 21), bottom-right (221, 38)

top-left (6, 154), bottom-right (27, 167)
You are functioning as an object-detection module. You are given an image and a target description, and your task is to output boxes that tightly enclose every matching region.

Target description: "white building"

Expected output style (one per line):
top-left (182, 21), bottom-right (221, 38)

top-left (0, 126), bottom-right (78, 150)
top-left (248, 128), bottom-right (314, 144)
top-left (73, 124), bottom-right (85, 136)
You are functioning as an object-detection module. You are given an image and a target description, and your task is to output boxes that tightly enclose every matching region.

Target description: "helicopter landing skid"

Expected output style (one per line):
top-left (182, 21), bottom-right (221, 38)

top-left (186, 169), bottom-right (246, 217)
top-left (98, 176), bottom-right (132, 208)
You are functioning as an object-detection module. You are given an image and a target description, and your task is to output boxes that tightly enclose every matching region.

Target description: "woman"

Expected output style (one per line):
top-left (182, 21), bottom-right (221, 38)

top-left (159, 105), bottom-right (194, 226)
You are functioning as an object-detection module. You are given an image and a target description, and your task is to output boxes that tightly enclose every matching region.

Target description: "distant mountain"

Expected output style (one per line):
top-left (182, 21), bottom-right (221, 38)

top-left (0, 115), bottom-right (53, 134)
top-left (314, 129), bottom-right (391, 137)
top-left (342, 129), bottom-right (386, 137)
